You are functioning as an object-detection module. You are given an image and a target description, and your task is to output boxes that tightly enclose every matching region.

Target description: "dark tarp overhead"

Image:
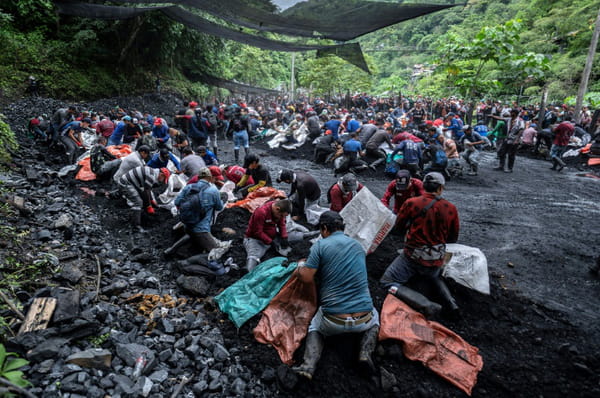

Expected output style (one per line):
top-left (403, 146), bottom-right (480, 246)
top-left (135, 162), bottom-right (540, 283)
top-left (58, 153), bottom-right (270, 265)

top-left (194, 73), bottom-right (281, 96)
top-left (54, 2), bottom-right (371, 73)
top-left (317, 43), bottom-right (370, 76)
top-left (110, 0), bottom-right (462, 41)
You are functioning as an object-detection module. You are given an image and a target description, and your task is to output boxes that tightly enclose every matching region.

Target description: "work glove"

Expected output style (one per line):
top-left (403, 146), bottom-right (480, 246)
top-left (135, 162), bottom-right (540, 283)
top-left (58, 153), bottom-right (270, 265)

top-left (146, 206), bottom-right (155, 215)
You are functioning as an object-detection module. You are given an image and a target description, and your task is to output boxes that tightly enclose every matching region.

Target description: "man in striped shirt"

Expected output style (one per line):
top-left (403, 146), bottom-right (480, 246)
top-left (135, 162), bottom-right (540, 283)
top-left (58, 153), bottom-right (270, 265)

top-left (118, 166), bottom-right (170, 227)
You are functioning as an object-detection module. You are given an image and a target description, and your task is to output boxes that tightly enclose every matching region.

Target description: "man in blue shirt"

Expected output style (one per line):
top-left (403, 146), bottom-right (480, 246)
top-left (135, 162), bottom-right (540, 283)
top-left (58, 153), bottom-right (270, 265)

top-left (147, 147), bottom-right (181, 172)
top-left (324, 114), bottom-right (343, 141)
top-left (169, 167), bottom-right (224, 254)
top-left (391, 137), bottom-right (422, 178)
top-left (152, 117), bottom-right (170, 148)
top-left (108, 115), bottom-right (134, 146)
top-left (293, 211), bottom-right (379, 380)
top-left (335, 132), bottom-right (367, 175)
top-left (345, 115), bottom-right (360, 133)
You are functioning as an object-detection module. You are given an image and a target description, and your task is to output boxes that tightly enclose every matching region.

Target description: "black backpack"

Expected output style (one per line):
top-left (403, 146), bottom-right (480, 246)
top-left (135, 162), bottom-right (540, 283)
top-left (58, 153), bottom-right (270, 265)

top-left (179, 183), bottom-right (209, 226)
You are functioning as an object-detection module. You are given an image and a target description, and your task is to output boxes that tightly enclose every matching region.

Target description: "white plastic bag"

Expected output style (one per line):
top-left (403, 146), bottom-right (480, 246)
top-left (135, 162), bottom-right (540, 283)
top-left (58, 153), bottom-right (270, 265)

top-left (305, 202), bottom-right (328, 226)
top-left (158, 173), bottom-right (188, 215)
top-left (339, 187), bottom-right (396, 254)
top-left (443, 244), bottom-right (490, 295)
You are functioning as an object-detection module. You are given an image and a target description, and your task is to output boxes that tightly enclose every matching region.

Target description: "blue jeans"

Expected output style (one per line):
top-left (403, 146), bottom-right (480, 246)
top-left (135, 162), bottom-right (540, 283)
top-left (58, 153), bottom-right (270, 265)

top-left (233, 130), bottom-right (249, 150)
top-left (308, 307), bottom-right (379, 337)
top-left (380, 252), bottom-right (442, 290)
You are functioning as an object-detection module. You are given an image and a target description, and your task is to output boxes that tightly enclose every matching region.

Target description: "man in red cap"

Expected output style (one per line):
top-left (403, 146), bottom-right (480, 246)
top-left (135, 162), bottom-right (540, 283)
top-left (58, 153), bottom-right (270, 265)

top-left (117, 165), bottom-right (170, 228)
top-left (381, 170), bottom-right (425, 215)
top-left (152, 117), bottom-right (171, 149)
top-left (208, 165), bottom-right (225, 188)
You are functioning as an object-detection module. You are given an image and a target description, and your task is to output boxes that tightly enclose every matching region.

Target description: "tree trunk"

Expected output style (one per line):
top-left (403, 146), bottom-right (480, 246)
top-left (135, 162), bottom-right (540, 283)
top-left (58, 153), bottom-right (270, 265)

top-left (574, 7), bottom-right (600, 124)
top-left (537, 84), bottom-right (549, 132)
top-left (118, 16), bottom-right (144, 65)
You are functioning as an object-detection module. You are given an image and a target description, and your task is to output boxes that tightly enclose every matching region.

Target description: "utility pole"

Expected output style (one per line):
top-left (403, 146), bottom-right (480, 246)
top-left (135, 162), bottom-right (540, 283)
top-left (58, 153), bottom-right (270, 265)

top-left (290, 53), bottom-right (296, 102)
top-left (575, 6), bottom-right (600, 124)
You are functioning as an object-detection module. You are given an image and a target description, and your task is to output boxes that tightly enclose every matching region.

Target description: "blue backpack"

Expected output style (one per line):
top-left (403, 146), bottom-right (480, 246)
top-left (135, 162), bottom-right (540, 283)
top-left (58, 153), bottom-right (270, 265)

top-left (435, 149), bottom-right (448, 167)
top-left (179, 184), bottom-right (209, 226)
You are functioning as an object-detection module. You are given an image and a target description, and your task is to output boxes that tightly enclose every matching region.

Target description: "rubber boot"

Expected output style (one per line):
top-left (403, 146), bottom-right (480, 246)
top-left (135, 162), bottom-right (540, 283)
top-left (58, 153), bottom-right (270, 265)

top-left (244, 147), bottom-right (250, 158)
top-left (467, 164), bottom-right (476, 176)
top-left (292, 331), bottom-right (324, 380)
top-left (131, 209), bottom-right (144, 232)
top-left (212, 146), bottom-right (218, 157)
top-left (246, 257), bottom-right (259, 272)
top-left (164, 234), bottom-right (191, 256)
top-left (389, 285), bottom-right (441, 317)
top-left (369, 158), bottom-right (385, 171)
top-left (358, 325), bottom-right (379, 373)
top-left (234, 149), bottom-right (240, 163)
top-left (431, 278), bottom-right (460, 319)
top-left (302, 230), bottom-right (321, 240)
top-left (555, 156), bottom-right (566, 172)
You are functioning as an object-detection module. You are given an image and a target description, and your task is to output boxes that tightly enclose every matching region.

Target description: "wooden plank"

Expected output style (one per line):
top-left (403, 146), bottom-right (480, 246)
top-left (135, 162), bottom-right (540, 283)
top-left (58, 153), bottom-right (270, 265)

top-left (18, 297), bottom-right (57, 335)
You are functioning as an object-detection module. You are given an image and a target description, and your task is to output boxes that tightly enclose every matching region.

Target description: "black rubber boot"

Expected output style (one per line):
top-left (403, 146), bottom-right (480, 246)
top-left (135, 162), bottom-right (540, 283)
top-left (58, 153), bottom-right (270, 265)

top-left (212, 146), bottom-right (218, 157)
top-left (555, 156), bottom-right (566, 172)
top-left (550, 159), bottom-right (557, 170)
top-left (389, 285), bottom-right (441, 318)
top-left (369, 158), bottom-right (385, 170)
top-left (164, 234), bottom-right (191, 256)
top-left (292, 331), bottom-right (324, 380)
top-left (234, 149), bottom-right (239, 163)
top-left (431, 278), bottom-right (460, 319)
top-left (358, 324), bottom-right (379, 373)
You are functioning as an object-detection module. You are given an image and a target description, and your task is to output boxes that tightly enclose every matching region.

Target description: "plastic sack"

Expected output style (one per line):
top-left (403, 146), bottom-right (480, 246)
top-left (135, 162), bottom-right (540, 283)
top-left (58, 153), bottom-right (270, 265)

top-left (158, 173), bottom-right (189, 215)
top-left (339, 187), bottom-right (396, 254)
top-left (214, 257), bottom-right (296, 328)
top-left (220, 180), bottom-right (236, 203)
top-left (225, 186), bottom-right (287, 213)
top-left (253, 274), bottom-right (317, 365)
top-left (379, 294), bottom-right (483, 396)
top-left (443, 244), bottom-right (490, 295)
top-left (75, 145), bottom-right (132, 181)
top-left (305, 202), bottom-right (328, 226)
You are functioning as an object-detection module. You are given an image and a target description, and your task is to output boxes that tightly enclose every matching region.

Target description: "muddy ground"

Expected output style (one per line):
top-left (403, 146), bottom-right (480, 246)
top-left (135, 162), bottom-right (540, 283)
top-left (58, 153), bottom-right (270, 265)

top-left (3, 95), bottom-right (600, 397)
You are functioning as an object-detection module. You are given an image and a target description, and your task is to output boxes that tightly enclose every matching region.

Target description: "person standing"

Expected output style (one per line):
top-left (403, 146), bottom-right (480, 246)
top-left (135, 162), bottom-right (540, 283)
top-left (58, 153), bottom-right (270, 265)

top-left (380, 172), bottom-right (460, 318)
top-left (550, 116), bottom-right (574, 172)
top-left (293, 211), bottom-right (380, 380)
top-left (459, 125), bottom-right (484, 176)
top-left (494, 109), bottom-right (524, 173)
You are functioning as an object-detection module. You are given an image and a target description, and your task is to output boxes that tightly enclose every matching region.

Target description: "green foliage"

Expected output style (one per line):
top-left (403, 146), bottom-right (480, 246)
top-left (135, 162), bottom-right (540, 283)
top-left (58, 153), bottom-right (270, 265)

top-left (564, 92), bottom-right (600, 108)
top-left (298, 54), bottom-right (376, 96)
top-left (0, 344), bottom-right (31, 391)
top-left (0, 115), bottom-right (18, 165)
top-left (88, 332), bottom-right (110, 348)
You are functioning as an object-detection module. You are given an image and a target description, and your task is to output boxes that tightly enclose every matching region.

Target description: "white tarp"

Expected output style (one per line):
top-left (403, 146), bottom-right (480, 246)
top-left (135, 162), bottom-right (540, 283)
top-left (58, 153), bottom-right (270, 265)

top-left (443, 244), bottom-right (490, 295)
top-left (339, 187), bottom-right (396, 254)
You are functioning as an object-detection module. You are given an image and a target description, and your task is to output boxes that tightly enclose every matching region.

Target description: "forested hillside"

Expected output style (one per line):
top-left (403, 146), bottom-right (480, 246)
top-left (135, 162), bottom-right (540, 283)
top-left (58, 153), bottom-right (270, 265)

top-left (0, 0), bottom-right (598, 103)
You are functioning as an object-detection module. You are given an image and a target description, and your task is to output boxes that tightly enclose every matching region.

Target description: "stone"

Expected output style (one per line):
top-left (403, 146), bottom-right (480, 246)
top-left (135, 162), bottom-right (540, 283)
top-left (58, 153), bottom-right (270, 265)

top-left (176, 275), bottom-right (209, 296)
top-left (51, 287), bottom-right (80, 323)
top-left (158, 334), bottom-right (176, 344)
top-left (380, 367), bottom-right (397, 392)
top-left (99, 375), bottom-right (115, 389)
top-left (148, 369), bottom-right (168, 383)
top-left (276, 365), bottom-right (298, 391)
top-left (36, 359), bottom-right (55, 374)
top-left (113, 374), bottom-right (135, 395)
top-left (87, 386), bottom-right (104, 398)
top-left (213, 343), bottom-right (230, 362)
top-left (27, 338), bottom-right (68, 362)
top-left (102, 280), bottom-right (129, 296)
top-left (59, 263), bottom-right (84, 284)
top-left (208, 377), bottom-right (222, 391)
top-left (192, 380), bottom-right (208, 395)
top-left (158, 349), bottom-right (172, 362)
top-left (160, 318), bottom-right (175, 334)
top-left (133, 376), bottom-right (153, 398)
top-left (36, 229), bottom-right (52, 241)
top-left (66, 348), bottom-right (112, 369)
top-left (260, 367), bottom-right (276, 383)
top-left (115, 343), bottom-right (156, 374)
top-left (60, 373), bottom-right (87, 394)
top-left (230, 378), bottom-right (246, 395)
top-left (53, 213), bottom-right (73, 229)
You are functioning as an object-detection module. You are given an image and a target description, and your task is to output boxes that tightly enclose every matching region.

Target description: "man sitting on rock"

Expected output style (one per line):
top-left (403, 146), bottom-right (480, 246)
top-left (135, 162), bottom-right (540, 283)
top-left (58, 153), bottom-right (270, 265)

top-left (243, 199), bottom-right (291, 271)
top-left (293, 211), bottom-right (380, 380)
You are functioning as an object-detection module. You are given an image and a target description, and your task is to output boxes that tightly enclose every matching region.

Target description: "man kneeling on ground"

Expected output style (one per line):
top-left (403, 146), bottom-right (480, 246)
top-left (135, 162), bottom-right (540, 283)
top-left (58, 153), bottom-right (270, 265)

top-left (243, 199), bottom-right (291, 271)
top-left (293, 211), bottom-right (379, 380)
top-left (380, 172), bottom-right (460, 319)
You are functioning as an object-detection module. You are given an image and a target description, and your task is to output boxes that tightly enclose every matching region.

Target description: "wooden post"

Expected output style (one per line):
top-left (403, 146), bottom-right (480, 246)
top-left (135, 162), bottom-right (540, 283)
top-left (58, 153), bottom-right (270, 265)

top-left (575, 7), bottom-right (600, 124)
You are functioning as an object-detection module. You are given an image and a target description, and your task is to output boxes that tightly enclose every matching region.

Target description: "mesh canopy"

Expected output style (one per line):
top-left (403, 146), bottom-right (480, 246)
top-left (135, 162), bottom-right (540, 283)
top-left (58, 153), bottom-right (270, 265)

top-left (193, 73), bottom-right (281, 96)
top-left (110, 0), bottom-right (461, 41)
top-left (54, 2), bottom-right (371, 72)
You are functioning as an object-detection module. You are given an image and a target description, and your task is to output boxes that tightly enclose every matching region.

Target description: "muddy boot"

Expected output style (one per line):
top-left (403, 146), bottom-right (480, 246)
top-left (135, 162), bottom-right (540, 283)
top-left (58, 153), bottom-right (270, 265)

top-left (358, 325), bottom-right (379, 374)
top-left (164, 234), bottom-right (191, 256)
top-left (246, 257), bottom-right (259, 272)
top-left (550, 159), bottom-right (557, 170)
top-left (369, 158), bottom-right (385, 171)
top-left (467, 164), bottom-right (477, 176)
top-left (431, 278), bottom-right (460, 320)
top-left (244, 147), bottom-right (250, 158)
top-left (212, 146), bottom-right (218, 157)
top-left (292, 331), bottom-right (324, 380)
top-left (234, 149), bottom-right (240, 163)
top-left (388, 285), bottom-right (441, 317)
top-left (130, 210), bottom-right (145, 232)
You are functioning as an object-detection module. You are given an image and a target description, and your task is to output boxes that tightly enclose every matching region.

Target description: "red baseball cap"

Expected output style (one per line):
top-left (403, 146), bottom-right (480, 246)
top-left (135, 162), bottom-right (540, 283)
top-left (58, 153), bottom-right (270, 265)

top-left (209, 166), bottom-right (224, 181)
top-left (189, 101), bottom-right (198, 108)
top-left (153, 118), bottom-right (163, 126)
top-left (160, 167), bottom-right (171, 181)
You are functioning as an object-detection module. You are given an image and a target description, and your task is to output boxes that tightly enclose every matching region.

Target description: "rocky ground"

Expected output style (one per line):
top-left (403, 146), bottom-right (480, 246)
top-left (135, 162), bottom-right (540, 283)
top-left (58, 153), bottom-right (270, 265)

top-left (1, 95), bottom-right (600, 398)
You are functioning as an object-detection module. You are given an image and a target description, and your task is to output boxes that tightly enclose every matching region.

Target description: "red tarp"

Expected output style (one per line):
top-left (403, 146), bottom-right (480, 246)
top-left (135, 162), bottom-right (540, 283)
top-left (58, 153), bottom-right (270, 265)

top-left (379, 295), bottom-right (483, 396)
top-left (75, 145), bottom-right (133, 181)
top-left (253, 274), bottom-right (317, 365)
top-left (225, 186), bottom-right (287, 213)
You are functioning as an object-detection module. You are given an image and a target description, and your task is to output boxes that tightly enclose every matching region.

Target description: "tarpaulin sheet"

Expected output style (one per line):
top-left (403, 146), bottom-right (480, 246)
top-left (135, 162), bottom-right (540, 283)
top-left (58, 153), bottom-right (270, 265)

top-left (589, 157), bottom-right (600, 166)
top-left (214, 257), bottom-right (295, 328)
top-left (379, 295), bottom-right (483, 396)
top-left (253, 274), bottom-right (317, 365)
top-left (75, 145), bottom-right (132, 181)
top-left (225, 186), bottom-right (287, 213)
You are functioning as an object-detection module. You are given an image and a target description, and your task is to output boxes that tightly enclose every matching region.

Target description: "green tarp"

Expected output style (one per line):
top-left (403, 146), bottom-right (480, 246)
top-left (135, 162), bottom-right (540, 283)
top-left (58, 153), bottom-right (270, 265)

top-left (214, 257), bottom-right (296, 328)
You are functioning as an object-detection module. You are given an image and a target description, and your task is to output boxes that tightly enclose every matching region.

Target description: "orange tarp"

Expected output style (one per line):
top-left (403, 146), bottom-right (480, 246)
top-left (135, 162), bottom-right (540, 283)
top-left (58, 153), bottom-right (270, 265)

top-left (225, 186), bottom-right (287, 213)
top-left (379, 295), bottom-right (483, 396)
top-left (253, 274), bottom-right (317, 365)
top-left (75, 145), bottom-right (133, 181)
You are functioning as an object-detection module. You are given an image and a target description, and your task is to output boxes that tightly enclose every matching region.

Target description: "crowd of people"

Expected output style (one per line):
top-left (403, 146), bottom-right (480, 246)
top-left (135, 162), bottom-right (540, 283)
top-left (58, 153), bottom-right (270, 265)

top-left (26, 93), bottom-right (600, 381)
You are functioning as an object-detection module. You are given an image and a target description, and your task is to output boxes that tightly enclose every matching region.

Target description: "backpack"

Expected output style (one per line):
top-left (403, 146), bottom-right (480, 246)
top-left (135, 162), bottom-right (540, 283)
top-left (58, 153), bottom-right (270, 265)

top-left (178, 183), bottom-right (209, 226)
top-left (232, 118), bottom-right (243, 132)
top-left (206, 112), bottom-right (218, 132)
top-left (435, 149), bottom-right (448, 167)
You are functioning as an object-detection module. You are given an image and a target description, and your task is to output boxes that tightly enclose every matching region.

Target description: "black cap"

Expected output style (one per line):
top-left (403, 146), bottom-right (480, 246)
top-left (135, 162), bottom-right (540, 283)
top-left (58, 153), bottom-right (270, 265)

top-left (243, 153), bottom-right (259, 168)
top-left (277, 169), bottom-right (294, 183)
top-left (318, 211), bottom-right (344, 228)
